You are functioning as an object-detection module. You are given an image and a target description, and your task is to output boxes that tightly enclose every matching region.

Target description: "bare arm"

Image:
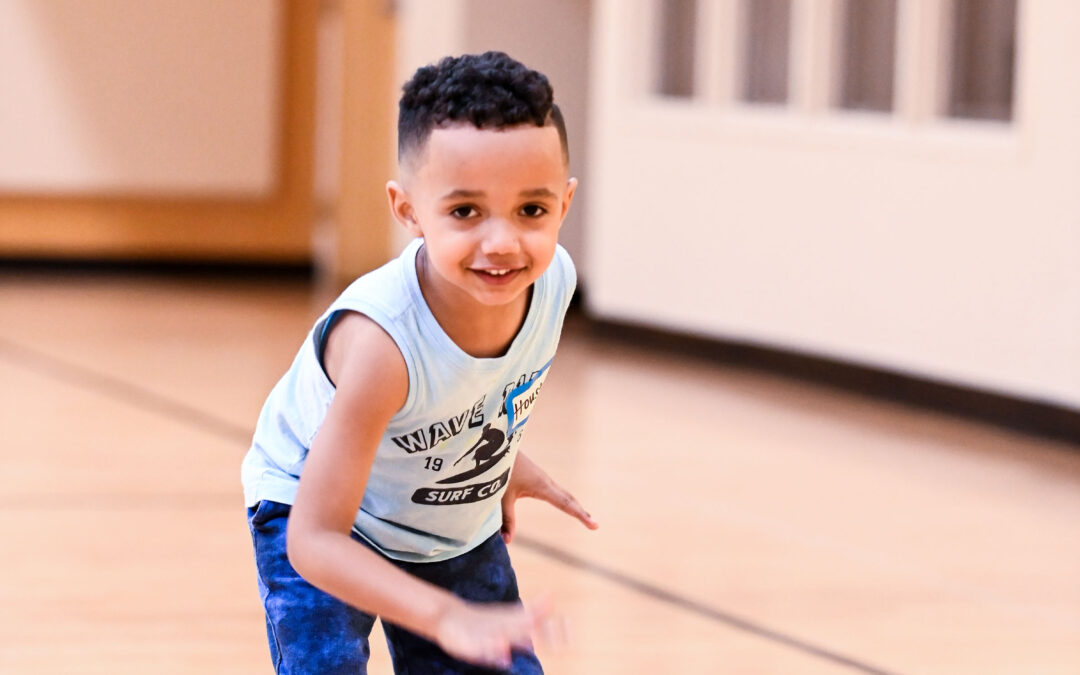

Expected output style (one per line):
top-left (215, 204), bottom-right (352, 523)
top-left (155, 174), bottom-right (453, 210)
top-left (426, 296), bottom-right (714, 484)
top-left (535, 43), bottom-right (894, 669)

top-left (285, 312), bottom-right (537, 668)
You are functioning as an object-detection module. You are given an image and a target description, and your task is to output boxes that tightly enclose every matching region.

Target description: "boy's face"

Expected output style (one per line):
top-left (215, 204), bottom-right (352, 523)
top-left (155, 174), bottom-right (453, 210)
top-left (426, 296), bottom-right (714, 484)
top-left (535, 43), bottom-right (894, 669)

top-left (387, 123), bottom-right (576, 311)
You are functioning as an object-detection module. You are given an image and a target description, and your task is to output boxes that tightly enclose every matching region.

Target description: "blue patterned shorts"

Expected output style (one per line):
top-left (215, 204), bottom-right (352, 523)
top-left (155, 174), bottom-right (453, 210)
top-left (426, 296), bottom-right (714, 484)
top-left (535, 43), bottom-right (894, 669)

top-left (247, 500), bottom-right (544, 674)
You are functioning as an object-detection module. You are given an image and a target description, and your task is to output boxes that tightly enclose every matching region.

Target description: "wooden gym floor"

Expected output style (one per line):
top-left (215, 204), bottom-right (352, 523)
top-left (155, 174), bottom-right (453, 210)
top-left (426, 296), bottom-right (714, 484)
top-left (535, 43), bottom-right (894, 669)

top-left (0, 267), bottom-right (1077, 674)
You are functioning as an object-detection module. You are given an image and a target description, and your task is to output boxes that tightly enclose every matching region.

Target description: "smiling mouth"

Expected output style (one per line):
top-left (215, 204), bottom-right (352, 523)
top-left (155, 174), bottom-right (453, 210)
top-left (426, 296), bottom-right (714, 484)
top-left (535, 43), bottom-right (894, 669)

top-left (471, 267), bottom-right (524, 284)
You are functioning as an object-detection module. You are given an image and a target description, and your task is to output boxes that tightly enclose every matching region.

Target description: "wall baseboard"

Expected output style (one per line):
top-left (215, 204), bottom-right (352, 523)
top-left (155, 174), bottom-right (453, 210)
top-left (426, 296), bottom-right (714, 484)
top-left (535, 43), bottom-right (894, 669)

top-left (581, 314), bottom-right (1080, 447)
top-left (0, 257), bottom-right (314, 281)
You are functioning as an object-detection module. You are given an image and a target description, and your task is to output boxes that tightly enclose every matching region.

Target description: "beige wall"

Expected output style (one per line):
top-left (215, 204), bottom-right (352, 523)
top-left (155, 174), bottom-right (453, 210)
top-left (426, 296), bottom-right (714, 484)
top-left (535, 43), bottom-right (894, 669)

top-left (0, 1), bottom-right (403, 268)
top-left (0, 0), bottom-right (281, 197)
top-left (0, 0), bottom-right (317, 262)
top-left (587, 0), bottom-right (1080, 407)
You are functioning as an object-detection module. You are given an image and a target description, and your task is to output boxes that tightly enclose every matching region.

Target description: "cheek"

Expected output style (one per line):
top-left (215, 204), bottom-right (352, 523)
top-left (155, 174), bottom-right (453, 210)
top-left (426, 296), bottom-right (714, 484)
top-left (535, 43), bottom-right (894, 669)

top-left (523, 233), bottom-right (558, 268)
top-left (426, 228), bottom-right (475, 264)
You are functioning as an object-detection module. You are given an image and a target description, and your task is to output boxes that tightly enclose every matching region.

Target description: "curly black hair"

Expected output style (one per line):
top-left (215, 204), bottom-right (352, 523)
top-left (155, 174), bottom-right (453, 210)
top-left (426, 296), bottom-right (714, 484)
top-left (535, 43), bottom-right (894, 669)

top-left (398, 51), bottom-right (568, 167)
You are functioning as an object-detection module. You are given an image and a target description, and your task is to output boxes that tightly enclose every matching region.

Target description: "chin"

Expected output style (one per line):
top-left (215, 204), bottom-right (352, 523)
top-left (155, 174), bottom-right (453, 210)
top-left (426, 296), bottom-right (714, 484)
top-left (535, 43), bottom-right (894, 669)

top-left (466, 279), bottom-right (531, 306)
top-left (471, 289), bottom-right (528, 307)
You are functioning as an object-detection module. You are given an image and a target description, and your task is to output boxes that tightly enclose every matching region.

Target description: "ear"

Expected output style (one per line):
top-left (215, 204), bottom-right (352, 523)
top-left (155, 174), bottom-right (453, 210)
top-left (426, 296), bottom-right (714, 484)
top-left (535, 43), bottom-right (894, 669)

top-left (386, 181), bottom-right (423, 237)
top-left (558, 177), bottom-right (578, 224)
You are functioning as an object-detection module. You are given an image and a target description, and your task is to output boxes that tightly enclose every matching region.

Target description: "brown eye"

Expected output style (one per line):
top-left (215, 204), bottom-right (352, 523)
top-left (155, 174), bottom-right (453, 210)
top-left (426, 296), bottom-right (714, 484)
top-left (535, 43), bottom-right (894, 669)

top-left (521, 204), bottom-right (547, 218)
top-left (451, 206), bottom-right (477, 219)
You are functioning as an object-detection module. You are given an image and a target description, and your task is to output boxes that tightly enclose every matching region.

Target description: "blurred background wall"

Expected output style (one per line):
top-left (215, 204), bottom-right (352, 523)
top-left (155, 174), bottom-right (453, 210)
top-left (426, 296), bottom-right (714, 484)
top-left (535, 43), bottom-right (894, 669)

top-left (0, 1), bottom-right (281, 195)
top-left (0, 0), bottom-right (318, 262)
top-left (1, 0), bottom-right (1076, 413)
top-left (585, 0), bottom-right (1079, 410)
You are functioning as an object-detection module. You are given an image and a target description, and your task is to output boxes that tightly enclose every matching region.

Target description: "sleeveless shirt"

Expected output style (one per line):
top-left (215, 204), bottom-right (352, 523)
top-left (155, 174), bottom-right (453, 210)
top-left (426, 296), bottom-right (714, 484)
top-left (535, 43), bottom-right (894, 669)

top-left (241, 238), bottom-right (575, 562)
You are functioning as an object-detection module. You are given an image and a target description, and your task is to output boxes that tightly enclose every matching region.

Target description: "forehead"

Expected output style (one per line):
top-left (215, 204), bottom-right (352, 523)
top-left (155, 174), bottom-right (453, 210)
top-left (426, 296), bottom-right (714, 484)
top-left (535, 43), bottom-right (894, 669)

top-left (407, 124), bottom-right (567, 191)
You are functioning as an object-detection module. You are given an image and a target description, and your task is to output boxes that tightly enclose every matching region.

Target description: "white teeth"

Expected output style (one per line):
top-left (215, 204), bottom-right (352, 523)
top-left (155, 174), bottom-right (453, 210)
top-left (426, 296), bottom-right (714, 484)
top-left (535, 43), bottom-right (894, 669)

top-left (483, 269), bottom-right (511, 276)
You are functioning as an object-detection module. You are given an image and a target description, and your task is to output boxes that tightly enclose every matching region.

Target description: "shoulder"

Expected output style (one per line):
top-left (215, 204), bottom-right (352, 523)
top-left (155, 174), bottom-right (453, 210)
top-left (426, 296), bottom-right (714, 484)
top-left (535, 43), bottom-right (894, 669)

top-left (323, 312), bottom-right (408, 411)
top-left (314, 241), bottom-right (422, 377)
top-left (541, 244), bottom-right (576, 314)
top-left (548, 244), bottom-right (577, 293)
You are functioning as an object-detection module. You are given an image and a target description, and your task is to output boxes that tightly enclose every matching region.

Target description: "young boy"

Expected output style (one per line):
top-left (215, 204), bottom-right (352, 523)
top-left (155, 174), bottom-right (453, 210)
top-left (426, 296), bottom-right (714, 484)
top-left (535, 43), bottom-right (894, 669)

top-left (241, 51), bottom-right (598, 674)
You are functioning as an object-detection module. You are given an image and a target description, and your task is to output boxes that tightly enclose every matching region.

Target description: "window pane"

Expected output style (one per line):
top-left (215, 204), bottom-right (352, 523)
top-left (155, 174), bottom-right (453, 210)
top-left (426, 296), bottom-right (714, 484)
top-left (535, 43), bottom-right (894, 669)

top-left (836, 0), bottom-right (898, 112)
top-left (947, 0), bottom-right (1017, 121)
top-left (656, 0), bottom-right (697, 98)
top-left (740, 0), bottom-right (791, 105)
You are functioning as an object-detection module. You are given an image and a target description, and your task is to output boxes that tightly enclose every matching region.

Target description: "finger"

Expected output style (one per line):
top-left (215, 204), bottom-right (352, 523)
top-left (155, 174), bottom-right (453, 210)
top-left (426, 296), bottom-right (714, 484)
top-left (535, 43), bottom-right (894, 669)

top-left (545, 489), bottom-right (599, 530)
top-left (504, 609), bottom-right (537, 652)
top-left (526, 594), bottom-right (569, 652)
top-left (474, 631), bottom-right (515, 669)
top-left (526, 593), bottom-right (554, 625)
top-left (501, 500), bottom-right (517, 544)
top-left (483, 643), bottom-right (512, 670)
top-left (536, 613), bottom-right (571, 652)
top-left (495, 643), bottom-right (513, 670)
top-left (578, 509), bottom-right (600, 530)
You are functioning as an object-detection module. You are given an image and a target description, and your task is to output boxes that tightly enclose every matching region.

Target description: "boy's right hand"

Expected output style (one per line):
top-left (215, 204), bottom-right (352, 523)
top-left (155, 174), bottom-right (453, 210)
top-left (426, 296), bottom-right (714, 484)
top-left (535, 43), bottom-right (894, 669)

top-left (434, 598), bottom-right (551, 670)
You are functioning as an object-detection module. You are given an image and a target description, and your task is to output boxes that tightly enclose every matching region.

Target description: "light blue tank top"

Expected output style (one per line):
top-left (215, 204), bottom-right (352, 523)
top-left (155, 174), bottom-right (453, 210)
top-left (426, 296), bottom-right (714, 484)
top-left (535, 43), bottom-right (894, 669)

top-left (241, 238), bottom-right (576, 562)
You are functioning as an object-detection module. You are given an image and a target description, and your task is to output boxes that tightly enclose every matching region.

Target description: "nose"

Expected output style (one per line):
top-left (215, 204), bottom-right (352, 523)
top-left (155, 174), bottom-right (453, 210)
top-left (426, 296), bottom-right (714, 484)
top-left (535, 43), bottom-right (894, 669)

top-left (480, 218), bottom-right (521, 257)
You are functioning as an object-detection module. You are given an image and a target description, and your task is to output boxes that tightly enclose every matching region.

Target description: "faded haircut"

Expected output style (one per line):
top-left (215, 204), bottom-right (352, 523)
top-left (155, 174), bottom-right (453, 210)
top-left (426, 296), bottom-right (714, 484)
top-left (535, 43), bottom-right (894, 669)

top-left (397, 51), bottom-right (568, 168)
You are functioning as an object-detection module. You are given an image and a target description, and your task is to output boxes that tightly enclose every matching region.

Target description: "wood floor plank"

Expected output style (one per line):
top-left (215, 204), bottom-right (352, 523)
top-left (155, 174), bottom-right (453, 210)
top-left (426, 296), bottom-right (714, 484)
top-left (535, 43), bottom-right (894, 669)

top-left (1, 272), bottom-right (1077, 673)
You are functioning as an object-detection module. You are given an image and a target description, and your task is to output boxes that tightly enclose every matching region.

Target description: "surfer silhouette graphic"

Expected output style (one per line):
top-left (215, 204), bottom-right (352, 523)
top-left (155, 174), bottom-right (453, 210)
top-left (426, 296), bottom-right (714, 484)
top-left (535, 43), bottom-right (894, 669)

top-left (438, 424), bottom-right (508, 484)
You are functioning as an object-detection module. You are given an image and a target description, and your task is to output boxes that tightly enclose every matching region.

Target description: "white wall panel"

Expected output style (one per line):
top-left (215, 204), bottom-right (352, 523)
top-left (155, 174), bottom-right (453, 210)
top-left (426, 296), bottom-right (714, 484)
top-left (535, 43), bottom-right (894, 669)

top-left (587, 0), bottom-right (1080, 407)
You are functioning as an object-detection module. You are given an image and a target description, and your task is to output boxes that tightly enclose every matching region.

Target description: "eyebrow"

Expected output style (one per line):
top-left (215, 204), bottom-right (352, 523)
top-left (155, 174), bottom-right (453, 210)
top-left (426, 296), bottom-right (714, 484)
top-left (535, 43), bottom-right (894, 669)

top-left (439, 188), bottom-right (559, 201)
top-left (520, 188), bottom-right (559, 200)
top-left (440, 189), bottom-right (484, 201)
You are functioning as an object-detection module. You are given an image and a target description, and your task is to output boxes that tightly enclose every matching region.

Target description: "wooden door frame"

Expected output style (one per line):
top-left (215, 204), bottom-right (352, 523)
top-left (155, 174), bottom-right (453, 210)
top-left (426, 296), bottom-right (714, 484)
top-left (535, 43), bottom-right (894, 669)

top-left (329, 0), bottom-right (398, 281)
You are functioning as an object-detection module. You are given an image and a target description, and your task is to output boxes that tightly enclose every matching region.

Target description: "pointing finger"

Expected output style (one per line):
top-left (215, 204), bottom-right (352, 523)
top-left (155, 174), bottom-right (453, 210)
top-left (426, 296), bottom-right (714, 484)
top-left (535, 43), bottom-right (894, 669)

top-left (546, 490), bottom-right (599, 530)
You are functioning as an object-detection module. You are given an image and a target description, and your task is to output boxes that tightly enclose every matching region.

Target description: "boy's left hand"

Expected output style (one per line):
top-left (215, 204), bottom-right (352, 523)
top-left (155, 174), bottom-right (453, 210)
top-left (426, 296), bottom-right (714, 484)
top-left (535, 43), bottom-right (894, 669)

top-left (501, 452), bottom-right (599, 544)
